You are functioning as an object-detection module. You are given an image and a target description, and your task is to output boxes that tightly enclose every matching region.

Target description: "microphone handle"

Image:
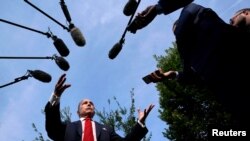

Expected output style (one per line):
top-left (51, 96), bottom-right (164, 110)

top-left (60, 0), bottom-right (72, 22)
top-left (121, 0), bottom-right (141, 40)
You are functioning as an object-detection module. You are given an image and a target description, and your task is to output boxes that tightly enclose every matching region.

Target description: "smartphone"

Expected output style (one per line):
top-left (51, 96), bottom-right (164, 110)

top-left (142, 75), bottom-right (152, 84)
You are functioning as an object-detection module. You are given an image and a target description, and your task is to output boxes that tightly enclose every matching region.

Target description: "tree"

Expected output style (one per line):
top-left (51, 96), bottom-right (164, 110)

top-left (31, 123), bottom-right (50, 141)
top-left (95, 88), bottom-right (152, 141)
top-left (154, 43), bottom-right (234, 140)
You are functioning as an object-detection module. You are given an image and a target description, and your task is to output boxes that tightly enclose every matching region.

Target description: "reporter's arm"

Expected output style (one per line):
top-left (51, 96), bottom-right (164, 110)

top-left (157, 0), bottom-right (194, 15)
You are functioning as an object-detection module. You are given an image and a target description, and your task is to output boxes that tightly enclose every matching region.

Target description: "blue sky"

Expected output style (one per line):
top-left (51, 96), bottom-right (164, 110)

top-left (0, 0), bottom-right (248, 140)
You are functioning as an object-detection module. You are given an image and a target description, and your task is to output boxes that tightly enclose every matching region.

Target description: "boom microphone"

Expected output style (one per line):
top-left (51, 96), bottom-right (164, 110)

top-left (0, 69), bottom-right (52, 88)
top-left (59, 0), bottom-right (86, 47)
top-left (108, 41), bottom-right (123, 59)
top-left (0, 18), bottom-right (70, 56)
top-left (123, 0), bottom-right (138, 16)
top-left (53, 55), bottom-right (70, 71)
top-left (69, 24), bottom-right (86, 47)
top-left (52, 36), bottom-right (70, 57)
top-left (28, 70), bottom-right (52, 83)
top-left (0, 54), bottom-right (70, 71)
top-left (108, 0), bottom-right (141, 59)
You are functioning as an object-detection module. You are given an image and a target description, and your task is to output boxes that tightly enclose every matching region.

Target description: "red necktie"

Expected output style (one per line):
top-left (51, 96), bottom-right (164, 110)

top-left (83, 118), bottom-right (94, 141)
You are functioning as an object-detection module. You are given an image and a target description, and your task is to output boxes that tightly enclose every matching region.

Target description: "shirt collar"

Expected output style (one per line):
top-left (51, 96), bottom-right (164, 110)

top-left (80, 117), bottom-right (92, 121)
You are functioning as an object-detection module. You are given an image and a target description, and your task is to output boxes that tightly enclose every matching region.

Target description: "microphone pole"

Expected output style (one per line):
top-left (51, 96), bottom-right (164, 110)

top-left (0, 18), bottom-right (70, 57)
top-left (0, 18), bottom-right (50, 37)
top-left (23, 0), bottom-right (70, 31)
top-left (0, 75), bottom-right (29, 89)
top-left (23, 0), bottom-right (86, 47)
top-left (0, 54), bottom-right (70, 71)
top-left (108, 0), bottom-right (141, 59)
top-left (0, 56), bottom-right (52, 59)
top-left (121, 0), bottom-right (141, 44)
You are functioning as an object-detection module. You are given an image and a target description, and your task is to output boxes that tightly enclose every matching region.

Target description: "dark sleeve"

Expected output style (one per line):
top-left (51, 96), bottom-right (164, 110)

top-left (177, 69), bottom-right (200, 85)
top-left (157, 0), bottom-right (194, 15)
top-left (110, 123), bottom-right (148, 141)
top-left (173, 3), bottom-right (209, 85)
top-left (175, 3), bottom-right (224, 86)
top-left (45, 102), bottom-right (66, 141)
top-left (174, 3), bottom-right (208, 37)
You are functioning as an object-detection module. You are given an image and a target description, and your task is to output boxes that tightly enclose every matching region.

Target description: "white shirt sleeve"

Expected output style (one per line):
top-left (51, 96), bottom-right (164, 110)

top-left (175, 71), bottom-right (179, 79)
top-left (49, 92), bottom-right (60, 106)
top-left (137, 120), bottom-right (146, 128)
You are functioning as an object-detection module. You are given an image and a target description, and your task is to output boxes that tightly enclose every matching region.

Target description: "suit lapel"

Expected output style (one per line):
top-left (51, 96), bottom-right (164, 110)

top-left (95, 121), bottom-right (101, 140)
top-left (76, 120), bottom-right (82, 137)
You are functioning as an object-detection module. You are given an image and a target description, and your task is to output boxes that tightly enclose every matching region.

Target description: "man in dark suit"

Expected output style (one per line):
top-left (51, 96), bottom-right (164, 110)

top-left (128, 0), bottom-right (250, 85)
top-left (129, 0), bottom-right (250, 131)
top-left (45, 74), bottom-right (154, 141)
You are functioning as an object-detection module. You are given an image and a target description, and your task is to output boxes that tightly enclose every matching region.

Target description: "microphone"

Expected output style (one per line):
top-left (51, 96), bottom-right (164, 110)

top-left (0, 69), bottom-right (52, 88)
top-left (60, 0), bottom-right (72, 22)
top-left (53, 55), bottom-right (70, 71)
top-left (52, 35), bottom-right (70, 57)
top-left (0, 18), bottom-right (70, 56)
top-left (69, 24), bottom-right (86, 47)
top-left (28, 70), bottom-right (52, 83)
top-left (108, 0), bottom-right (141, 59)
top-left (123, 0), bottom-right (138, 16)
top-left (0, 54), bottom-right (70, 71)
top-left (59, 0), bottom-right (86, 47)
top-left (108, 41), bottom-right (123, 59)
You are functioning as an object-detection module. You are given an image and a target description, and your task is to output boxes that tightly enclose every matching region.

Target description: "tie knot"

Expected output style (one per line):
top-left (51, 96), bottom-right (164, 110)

top-left (85, 117), bottom-right (91, 121)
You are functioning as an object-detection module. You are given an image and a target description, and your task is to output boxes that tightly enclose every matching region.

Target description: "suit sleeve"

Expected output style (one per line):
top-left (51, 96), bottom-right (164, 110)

top-left (157, 0), bottom-right (194, 15)
top-left (173, 3), bottom-right (209, 85)
top-left (45, 102), bottom-right (66, 141)
top-left (109, 123), bottom-right (148, 141)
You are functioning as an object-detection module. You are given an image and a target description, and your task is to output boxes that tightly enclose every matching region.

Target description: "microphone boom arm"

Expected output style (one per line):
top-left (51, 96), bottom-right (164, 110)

top-left (0, 56), bottom-right (52, 60)
top-left (0, 55), bottom-right (70, 71)
top-left (24, 0), bottom-right (70, 31)
top-left (0, 74), bottom-right (29, 89)
top-left (120, 0), bottom-right (141, 42)
top-left (0, 18), bottom-right (51, 38)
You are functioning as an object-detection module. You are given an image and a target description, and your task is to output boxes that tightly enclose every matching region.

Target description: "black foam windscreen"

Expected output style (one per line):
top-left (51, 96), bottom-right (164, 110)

top-left (123, 0), bottom-right (138, 16)
top-left (70, 27), bottom-right (86, 47)
top-left (54, 56), bottom-right (70, 71)
top-left (28, 70), bottom-right (52, 83)
top-left (108, 42), bottom-right (123, 59)
top-left (53, 38), bottom-right (70, 57)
